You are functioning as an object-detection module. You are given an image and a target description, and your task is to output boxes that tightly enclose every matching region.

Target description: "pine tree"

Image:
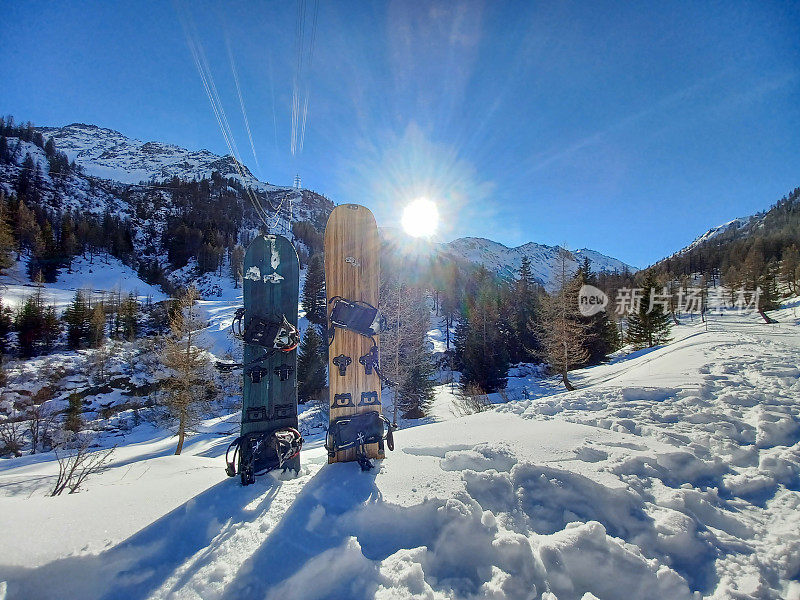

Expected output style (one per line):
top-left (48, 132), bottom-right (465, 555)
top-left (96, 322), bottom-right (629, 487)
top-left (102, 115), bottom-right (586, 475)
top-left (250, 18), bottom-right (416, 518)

top-left (297, 325), bottom-right (327, 403)
top-left (510, 256), bottom-right (541, 362)
top-left (396, 325), bottom-right (435, 419)
top-left (60, 217), bottom-right (78, 271)
top-left (42, 305), bottom-right (60, 352)
top-left (14, 198), bottom-right (40, 259)
top-left (0, 297), bottom-right (12, 355)
top-left (540, 250), bottom-right (588, 390)
top-left (756, 259), bottom-right (780, 313)
top-left (301, 253), bottom-right (326, 325)
top-left (64, 393), bottom-right (83, 433)
top-left (626, 271), bottom-right (672, 350)
top-left (230, 245), bottom-right (244, 289)
top-left (386, 285), bottom-right (435, 419)
top-left (455, 271), bottom-right (510, 394)
top-left (44, 137), bottom-right (56, 158)
top-left (577, 260), bottom-right (620, 364)
top-left (16, 295), bottom-right (45, 357)
top-left (17, 154), bottom-right (37, 196)
top-left (64, 290), bottom-right (91, 349)
top-left (0, 194), bottom-right (15, 271)
top-left (161, 286), bottom-right (215, 455)
top-left (27, 220), bottom-right (60, 282)
top-left (436, 260), bottom-right (461, 351)
top-left (118, 293), bottom-right (139, 340)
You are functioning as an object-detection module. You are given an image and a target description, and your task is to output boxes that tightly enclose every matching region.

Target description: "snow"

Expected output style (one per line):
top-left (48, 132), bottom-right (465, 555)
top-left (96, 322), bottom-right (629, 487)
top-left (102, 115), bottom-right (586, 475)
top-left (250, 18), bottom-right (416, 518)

top-left (680, 217), bottom-right (751, 253)
top-left (36, 123), bottom-right (286, 192)
top-left (0, 138), bottom-right (133, 219)
top-left (0, 255), bottom-right (168, 313)
top-left (443, 237), bottom-right (636, 289)
top-left (1, 302), bottom-right (799, 599)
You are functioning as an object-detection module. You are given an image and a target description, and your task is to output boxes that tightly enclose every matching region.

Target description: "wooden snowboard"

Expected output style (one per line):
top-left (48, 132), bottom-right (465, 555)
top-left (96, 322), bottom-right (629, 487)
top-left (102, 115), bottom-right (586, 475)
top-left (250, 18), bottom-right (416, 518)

top-left (241, 234), bottom-right (300, 473)
top-left (324, 204), bottom-right (384, 464)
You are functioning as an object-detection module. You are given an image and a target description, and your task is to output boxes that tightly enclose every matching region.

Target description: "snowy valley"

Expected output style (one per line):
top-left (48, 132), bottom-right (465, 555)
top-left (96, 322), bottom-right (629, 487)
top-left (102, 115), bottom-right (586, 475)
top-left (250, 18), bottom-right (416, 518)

top-left (1, 298), bottom-right (799, 600)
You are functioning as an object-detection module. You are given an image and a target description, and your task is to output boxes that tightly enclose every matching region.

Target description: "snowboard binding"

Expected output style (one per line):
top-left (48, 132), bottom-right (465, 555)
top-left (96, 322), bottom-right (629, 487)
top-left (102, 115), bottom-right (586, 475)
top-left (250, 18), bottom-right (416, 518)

top-left (225, 427), bottom-right (303, 485)
top-left (327, 297), bottom-right (383, 342)
top-left (325, 411), bottom-right (395, 471)
top-left (216, 311), bottom-right (300, 373)
top-left (230, 309), bottom-right (300, 351)
top-left (326, 298), bottom-right (395, 387)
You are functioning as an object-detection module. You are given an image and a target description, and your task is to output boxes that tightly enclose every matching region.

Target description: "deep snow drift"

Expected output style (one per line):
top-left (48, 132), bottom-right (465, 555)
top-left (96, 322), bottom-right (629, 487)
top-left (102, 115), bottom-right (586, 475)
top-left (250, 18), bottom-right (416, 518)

top-left (1, 305), bottom-right (799, 600)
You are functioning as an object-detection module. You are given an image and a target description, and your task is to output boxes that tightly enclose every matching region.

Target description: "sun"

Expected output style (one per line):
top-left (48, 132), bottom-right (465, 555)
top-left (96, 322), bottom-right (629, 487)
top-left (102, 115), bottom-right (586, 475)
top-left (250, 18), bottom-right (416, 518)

top-left (401, 198), bottom-right (439, 237)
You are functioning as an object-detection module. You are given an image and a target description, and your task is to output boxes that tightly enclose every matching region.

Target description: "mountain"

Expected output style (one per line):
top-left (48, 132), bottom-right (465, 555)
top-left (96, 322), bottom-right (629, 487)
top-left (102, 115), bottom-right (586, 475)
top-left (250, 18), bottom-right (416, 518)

top-left (652, 187), bottom-right (799, 292)
top-left (442, 237), bottom-right (635, 288)
top-left (2, 120), bottom-right (333, 230)
top-left (680, 217), bottom-right (750, 253)
top-left (37, 123), bottom-right (276, 190)
top-left (0, 117), bottom-right (336, 296)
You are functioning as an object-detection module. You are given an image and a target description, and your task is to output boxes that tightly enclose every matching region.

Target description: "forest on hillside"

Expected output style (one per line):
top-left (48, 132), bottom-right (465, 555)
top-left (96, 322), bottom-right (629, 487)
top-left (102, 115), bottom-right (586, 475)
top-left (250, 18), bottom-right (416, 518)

top-left (651, 187), bottom-right (800, 307)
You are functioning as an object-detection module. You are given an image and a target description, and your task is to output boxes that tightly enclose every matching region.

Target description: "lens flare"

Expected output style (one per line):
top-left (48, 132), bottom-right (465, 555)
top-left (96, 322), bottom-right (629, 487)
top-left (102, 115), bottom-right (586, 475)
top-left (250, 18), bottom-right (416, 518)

top-left (401, 198), bottom-right (439, 237)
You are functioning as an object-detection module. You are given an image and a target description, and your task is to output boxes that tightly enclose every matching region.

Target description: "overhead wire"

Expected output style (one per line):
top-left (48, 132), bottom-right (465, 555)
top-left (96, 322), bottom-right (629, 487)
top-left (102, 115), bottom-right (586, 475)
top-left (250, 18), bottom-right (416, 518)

top-left (176, 3), bottom-right (274, 230)
top-left (226, 34), bottom-right (261, 175)
top-left (291, 0), bottom-right (318, 156)
top-left (10, 0), bottom-right (305, 235)
top-left (299, 0), bottom-right (319, 153)
top-left (268, 51), bottom-right (279, 151)
top-left (290, 0), bottom-right (306, 156)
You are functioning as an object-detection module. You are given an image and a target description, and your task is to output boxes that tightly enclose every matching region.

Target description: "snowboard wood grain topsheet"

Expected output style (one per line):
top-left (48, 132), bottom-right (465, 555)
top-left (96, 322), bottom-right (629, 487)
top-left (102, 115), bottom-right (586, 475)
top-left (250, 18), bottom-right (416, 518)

top-left (324, 204), bottom-right (384, 463)
top-left (242, 234), bottom-right (300, 472)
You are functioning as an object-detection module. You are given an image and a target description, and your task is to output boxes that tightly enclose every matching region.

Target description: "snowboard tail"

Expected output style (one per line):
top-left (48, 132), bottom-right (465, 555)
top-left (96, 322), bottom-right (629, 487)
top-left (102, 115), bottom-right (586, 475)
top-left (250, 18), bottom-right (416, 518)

top-left (324, 204), bottom-right (395, 469)
top-left (225, 234), bottom-right (302, 484)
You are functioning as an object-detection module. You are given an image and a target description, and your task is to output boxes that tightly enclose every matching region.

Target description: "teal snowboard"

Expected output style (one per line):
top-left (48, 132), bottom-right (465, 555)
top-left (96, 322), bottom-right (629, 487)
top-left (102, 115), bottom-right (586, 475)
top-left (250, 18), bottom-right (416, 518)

top-left (226, 234), bottom-right (302, 484)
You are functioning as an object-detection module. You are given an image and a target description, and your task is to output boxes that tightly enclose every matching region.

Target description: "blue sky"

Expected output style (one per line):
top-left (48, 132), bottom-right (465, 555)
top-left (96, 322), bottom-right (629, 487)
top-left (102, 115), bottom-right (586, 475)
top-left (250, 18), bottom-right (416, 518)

top-left (2, 1), bottom-right (798, 267)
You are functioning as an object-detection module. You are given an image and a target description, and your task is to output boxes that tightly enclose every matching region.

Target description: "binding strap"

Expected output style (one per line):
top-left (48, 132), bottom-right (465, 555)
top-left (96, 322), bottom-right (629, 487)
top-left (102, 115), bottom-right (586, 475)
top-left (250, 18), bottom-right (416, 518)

top-left (216, 313), bottom-right (299, 373)
top-left (325, 411), bottom-right (395, 471)
top-left (225, 428), bottom-right (303, 485)
top-left (327, 297), bottom-right (381, 345)
top-left (231, 309), bottom-right (300, 351)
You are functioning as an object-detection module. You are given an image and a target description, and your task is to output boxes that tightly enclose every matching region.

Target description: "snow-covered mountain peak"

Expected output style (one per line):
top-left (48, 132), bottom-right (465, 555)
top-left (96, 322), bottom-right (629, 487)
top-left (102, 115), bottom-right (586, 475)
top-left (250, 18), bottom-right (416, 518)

top-left (36, 122), bottom-right (274, 189)
top-left (680, 217), bottom-right (750, 253)
top-left (443, 237), bottom-right (635, 288)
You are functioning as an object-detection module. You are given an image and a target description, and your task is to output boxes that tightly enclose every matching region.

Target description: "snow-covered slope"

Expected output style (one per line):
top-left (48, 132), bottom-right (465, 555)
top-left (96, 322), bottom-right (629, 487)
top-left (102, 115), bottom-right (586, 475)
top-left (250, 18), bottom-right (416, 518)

top-left (443, 237), bottom-right (635, 287)
top-left (0, 255), bottom-right (168, 313)
top-left (2, 307), bottom-right (798, 600)
top-left (0, 138), bottom-right (131, 218)
top-left (681, 217), bottom-right (750, 252)
top-left (37, 123), bottom-right (281, 190)
top-left (1, 125), bottom-right (334, 294)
